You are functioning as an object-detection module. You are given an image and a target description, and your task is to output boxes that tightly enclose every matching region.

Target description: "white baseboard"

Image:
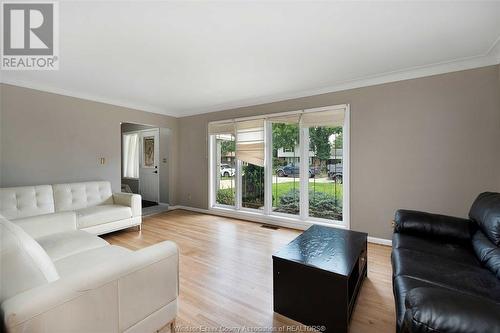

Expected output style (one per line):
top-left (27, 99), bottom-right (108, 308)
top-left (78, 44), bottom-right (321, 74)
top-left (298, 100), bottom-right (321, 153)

top-left (367, 236), bottom-right (393, 246)
top-left (168, 205), bottom-right (393, 246)
top-left (168, 205), bottom-right (206, 213)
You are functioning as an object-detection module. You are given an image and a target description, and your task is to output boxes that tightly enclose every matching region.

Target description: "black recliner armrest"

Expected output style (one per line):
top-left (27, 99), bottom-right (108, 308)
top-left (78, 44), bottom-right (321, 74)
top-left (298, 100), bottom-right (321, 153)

top-left (394, 209), bottom-right (475, 242)
top-left (402, 287), bottom-right (500, 333)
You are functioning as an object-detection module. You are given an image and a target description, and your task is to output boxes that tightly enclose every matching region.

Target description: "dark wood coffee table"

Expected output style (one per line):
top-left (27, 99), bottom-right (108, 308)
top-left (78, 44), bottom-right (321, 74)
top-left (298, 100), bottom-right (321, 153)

top-left (273, 225), bottom-right (368, 333)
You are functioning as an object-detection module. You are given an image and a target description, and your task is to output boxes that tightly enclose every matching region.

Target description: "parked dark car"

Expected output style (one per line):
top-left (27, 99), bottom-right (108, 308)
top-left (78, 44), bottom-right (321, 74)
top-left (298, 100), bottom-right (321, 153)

top-left (327, 163), bottom-right (343, 183)
top-left (275, 164), bottom-right (318, 178)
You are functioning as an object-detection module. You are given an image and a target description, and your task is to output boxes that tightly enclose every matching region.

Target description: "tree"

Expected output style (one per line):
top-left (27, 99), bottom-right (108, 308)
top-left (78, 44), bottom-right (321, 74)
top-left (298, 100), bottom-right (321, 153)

top-left (272, 123), bottom-right (299, 155)
top-left (309, 127), bottom-right (338, 160)
top-left (308, 126), bottom-right (343, 174)
top-left (220, 139), bottom-right (235, 156)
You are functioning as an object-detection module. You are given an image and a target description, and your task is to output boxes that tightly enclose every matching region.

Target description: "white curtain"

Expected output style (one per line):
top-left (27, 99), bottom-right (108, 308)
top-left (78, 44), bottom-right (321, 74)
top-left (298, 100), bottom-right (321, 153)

top-left (235, 119), bottom-right (265, 167)
top-left (123, 133), bottom-right (139, 178)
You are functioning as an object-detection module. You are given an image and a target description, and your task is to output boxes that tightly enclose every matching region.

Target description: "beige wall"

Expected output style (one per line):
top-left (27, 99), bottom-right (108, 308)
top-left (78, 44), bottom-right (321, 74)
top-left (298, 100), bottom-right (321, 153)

top-left (177, 65), bottom-right (500, 239)
top-left (0, 84), bottom-right (179, 205)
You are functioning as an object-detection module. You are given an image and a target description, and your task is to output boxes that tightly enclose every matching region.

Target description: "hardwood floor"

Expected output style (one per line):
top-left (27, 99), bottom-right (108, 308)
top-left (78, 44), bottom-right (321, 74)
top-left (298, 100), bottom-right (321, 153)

top-left (103, 210), bottom-right (395, 333)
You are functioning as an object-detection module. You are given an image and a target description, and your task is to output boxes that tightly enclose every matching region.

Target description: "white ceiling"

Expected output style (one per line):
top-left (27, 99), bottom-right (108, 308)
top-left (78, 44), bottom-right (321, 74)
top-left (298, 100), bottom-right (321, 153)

top-left (2, 1), bottom-right (500, 117)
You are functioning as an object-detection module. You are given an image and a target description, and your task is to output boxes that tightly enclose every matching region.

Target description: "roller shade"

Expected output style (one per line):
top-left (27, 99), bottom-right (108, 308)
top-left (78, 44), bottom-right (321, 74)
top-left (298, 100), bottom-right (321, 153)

top-left (267, 113), bottom-right (301, 124)
top-left (301, 108), bottom-right (345, 127)
top-left (236, 119), bottom-right (264, 167)
top-left (208, 122), bottom-right (235, 135)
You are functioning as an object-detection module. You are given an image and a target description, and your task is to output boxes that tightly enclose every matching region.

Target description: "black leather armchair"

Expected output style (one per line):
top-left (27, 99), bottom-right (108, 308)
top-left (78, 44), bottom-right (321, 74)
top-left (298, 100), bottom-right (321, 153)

top-left (392, 192), bottom-right (500, 333)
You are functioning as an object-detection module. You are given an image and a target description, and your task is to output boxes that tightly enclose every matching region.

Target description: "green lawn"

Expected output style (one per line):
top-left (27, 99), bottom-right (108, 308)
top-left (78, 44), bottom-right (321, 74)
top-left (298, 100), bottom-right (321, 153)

top-left (271, 180), bottom-right (343, 205)
top-left (217, 179), bottom-right (343, 207)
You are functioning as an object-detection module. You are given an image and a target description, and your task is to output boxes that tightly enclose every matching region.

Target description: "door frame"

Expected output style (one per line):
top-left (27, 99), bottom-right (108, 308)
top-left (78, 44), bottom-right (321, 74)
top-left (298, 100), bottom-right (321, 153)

top-left (121, 126), bottom-right (160, 203)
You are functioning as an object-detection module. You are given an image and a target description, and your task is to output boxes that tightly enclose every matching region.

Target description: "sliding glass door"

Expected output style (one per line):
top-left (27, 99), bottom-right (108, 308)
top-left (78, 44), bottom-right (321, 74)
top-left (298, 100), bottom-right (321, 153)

top-left (209, 104), bottom-right (349, 228)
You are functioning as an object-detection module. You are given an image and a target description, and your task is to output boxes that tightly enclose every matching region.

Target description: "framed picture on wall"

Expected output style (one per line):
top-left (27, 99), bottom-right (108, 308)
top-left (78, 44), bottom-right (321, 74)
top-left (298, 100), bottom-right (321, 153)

top-left (143, 136), bottom-right (155, 167)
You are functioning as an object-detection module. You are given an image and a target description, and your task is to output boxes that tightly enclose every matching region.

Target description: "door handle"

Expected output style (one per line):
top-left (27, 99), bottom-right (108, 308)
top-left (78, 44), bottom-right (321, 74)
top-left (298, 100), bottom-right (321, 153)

top-left (153, 170), bottom-right (158, 174)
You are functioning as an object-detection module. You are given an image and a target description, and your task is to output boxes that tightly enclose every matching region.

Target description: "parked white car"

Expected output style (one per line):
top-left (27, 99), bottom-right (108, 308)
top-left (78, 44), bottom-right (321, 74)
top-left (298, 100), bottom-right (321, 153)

top-left (220, 164), bottom-right (235, 177)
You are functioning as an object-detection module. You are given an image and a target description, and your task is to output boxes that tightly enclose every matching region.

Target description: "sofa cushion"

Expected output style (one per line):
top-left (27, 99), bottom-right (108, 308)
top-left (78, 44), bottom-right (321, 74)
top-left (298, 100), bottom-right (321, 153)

top-left (403, 287), bottom-right (500, 333)
top-left (13, 211), bottom-right (77, 240)
top-left (0, 216), bottom-right (59, 302)
top-left (472, 230), bottom-right (500, 278)
top-left (76, 205), bottom-right (133, 229)
top-left (0, 185), bottom-right (54, 220)
top-left (393, 275), bottom-right (438, 330)
top-left (469, 192), bottom-right (500, 246)
top-left (53, 181), bottom-right (113, 212)
top-left (392, 233), bottom-right (478, 266)
top-left (392, 248), bottom-right (500, 301)
top-left (36, 230), bottom-right (109, 261)
top-left (54, 245), bottom-right (131, 277)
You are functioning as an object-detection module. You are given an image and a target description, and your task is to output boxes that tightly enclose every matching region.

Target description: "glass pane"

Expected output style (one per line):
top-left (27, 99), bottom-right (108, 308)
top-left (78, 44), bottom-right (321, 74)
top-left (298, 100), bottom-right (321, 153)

top-left (215, 134), bottom-right (235, 206)
top-left (308, 126), bottom-right (343, 221)
top-left (241, 161), bottom-right (264, 210)
top-left (271, 122), bottom-right (300, 216)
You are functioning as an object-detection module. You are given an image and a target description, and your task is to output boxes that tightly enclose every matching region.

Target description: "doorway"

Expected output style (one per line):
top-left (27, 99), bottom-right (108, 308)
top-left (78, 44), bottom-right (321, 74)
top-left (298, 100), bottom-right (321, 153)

top-left (121, 123), bottom-right (170, 211)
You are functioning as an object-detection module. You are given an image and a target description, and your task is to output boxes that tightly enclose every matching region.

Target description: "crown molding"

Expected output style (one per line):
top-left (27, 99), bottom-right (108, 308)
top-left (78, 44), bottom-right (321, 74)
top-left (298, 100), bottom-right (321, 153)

top-left (490, 36), bottom-right (500, 62)
top-left (0, 78), bottom-right (177, 117)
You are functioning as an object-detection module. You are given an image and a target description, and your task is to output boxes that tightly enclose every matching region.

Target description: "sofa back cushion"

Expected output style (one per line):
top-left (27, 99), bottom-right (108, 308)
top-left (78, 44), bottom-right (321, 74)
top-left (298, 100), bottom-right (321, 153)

top-left (53, 181), bottom-right (113, 212)
top-left (0, 185), bottom-right (55, 220)
top-left (472, 230), bottom-right (500, 278)
top-left (0, 215), bottom-right (59, 302)
top-left (469, 192), bottom-right (500, 246)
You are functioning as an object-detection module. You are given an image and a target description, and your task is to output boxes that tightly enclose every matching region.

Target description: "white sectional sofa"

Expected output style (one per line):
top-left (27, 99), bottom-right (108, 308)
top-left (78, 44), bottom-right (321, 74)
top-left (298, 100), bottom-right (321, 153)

top-left (0, 181), bottom-right (178, 332)
top-left (0, 181), bottom-right (142, 235)
top-left (0, 215), bottom-right (179, 333)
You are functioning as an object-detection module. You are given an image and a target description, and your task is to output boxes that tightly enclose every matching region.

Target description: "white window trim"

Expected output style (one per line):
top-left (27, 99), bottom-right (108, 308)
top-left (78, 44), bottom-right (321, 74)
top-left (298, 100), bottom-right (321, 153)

top-left (208, 104), bottom-right (350, 230)
top-left (299, 126), bottom-right (309, 220)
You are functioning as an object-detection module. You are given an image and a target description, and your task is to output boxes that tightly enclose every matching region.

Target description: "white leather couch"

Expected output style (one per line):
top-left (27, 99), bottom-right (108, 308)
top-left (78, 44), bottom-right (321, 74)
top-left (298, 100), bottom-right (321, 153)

top-left (0, 214), bottom-right (179, 333)
top-left (0, 181), bottom-right (142, 235)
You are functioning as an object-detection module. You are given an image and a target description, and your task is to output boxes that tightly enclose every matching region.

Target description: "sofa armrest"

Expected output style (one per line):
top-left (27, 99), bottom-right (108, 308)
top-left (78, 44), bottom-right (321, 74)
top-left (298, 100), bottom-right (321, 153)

top-left (402, 287), bottom-right (500, 333)
top-left (113, 192), bottom-right (142, 217)
top-left (12, 211), bottom-right (77, 240)
top-left (394, 209), bottom-right (474, 242)
top-left (2, 241), bottom-right (178, 332)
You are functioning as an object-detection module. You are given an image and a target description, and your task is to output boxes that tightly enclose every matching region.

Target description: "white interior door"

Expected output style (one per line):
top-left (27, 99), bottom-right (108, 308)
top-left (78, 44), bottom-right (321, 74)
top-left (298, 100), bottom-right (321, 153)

top-left (139, 129), bottom-right (160, 202)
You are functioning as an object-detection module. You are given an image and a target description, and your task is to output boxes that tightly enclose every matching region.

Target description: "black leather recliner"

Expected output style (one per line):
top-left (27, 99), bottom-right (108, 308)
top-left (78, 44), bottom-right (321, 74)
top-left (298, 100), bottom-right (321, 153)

top-left (392, 192), bottom-right (500, 333)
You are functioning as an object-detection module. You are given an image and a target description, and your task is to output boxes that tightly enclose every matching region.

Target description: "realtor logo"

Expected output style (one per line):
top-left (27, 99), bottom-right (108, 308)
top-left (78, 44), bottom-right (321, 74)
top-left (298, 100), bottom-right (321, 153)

top-left (1, 1), bottom-right (59, 70)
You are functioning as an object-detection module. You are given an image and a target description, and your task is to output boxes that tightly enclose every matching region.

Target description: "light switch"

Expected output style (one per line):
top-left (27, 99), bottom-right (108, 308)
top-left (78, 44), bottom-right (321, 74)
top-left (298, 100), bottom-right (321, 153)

top-left (98, 157), bottom-right (106, 165)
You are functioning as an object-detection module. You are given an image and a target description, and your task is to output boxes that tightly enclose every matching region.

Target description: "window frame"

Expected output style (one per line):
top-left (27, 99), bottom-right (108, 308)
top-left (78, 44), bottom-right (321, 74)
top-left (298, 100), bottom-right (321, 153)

top-left (210, 133), bottom-right (237, 209)
top-left (208, 104), bottom-right (350, 230)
